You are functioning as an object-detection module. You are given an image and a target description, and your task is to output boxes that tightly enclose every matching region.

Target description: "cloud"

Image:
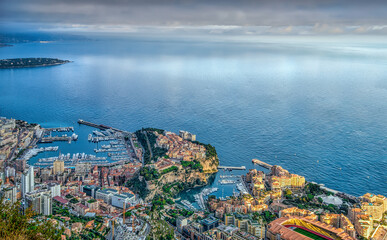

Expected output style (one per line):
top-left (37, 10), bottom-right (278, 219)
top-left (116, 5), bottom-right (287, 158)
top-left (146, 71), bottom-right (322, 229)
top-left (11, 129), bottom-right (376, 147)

top-left (1, 0), bottom-right (387, 35)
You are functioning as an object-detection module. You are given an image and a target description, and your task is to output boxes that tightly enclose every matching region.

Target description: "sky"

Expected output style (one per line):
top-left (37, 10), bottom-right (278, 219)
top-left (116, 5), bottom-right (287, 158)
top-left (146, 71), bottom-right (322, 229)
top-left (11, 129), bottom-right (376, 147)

top-left (1, 0), bottom-right (387, 35)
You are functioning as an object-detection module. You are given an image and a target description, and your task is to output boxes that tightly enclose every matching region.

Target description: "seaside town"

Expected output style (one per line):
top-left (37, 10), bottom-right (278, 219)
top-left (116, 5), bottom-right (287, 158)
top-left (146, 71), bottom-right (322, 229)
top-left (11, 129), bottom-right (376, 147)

top-left (0, 116), bottom-right (386, 240)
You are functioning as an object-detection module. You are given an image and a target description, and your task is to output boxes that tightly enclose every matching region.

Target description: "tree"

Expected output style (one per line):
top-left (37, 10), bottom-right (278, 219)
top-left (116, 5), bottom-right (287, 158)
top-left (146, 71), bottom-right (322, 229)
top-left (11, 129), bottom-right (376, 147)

top-left (0, 198), bottom-right (63, 239)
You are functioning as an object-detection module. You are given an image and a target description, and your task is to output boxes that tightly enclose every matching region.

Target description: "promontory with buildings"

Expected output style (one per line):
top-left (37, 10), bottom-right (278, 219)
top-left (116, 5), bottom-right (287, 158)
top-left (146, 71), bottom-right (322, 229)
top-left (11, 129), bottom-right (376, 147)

top-left (0, 58), bottom-right (70, 69)
top-left (0, 116), bottom-right (386, 240)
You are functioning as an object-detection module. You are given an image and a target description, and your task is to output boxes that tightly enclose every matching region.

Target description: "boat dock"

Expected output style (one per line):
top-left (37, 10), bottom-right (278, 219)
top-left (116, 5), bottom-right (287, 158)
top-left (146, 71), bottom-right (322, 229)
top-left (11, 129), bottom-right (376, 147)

top-left (252, 159), bottom-right (273, 169)
top-left (218, 166), bottom-right (246, 170)
top-left (45, 127), bottom-right (74, 132)
top-left (40, 136), bottom-right (72, 143)
top-left (78, 119), bottom-right (130, 135)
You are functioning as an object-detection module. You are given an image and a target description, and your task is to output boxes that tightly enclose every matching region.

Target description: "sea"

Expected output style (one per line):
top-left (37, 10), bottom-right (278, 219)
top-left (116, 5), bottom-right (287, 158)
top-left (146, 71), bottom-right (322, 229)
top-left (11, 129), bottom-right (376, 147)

top-left (0, 35), bottom-right (386, 199)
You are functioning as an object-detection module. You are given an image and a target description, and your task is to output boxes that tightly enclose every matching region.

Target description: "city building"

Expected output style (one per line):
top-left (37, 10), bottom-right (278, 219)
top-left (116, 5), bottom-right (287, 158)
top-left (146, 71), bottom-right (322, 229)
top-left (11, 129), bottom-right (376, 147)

top-left (47, 183), bottom-right (61, 198)
top-left (201, 216), bottom-right (219, 232)
top-left (266, 217), bottom-right (356, 240)
top-left (360, 193), bottom-right (387, 221)
top-left (111, 192), bottom-right (136, 208)
top-left (0, 186), bottom-right (17, 203)
top-left (21, 166), bottom-right (35, 197)
top-left (75, 162), bottom-right (92, 175)
top-left (267, 166), bottom-right (305, 190)
top-left (177, 216), bottom-right (188, 233)
top-left (81, 185), bottom-right (99, 198)
top-left (25, 190), bottom-right (52, 216)
top-left (179, 130), bottom-right (196, 141)
top-left (95, 188), bottom-right (118, 205)
top-left (53, 160), bottom-right (64, 175)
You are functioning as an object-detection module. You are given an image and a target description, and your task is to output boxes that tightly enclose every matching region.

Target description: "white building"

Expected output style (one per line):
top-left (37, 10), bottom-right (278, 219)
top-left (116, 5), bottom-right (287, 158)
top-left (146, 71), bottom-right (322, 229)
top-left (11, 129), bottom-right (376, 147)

top-left (25, 190), bottom-right (52, 216)
top-left (95, 188), bottom-right (118, 204)
top-left (111, 192), bottom-right (136, 209)
top-left (96, 189), bottom-right (136, 208)
top-left (21, 166), bottom-right (34, 197)
top-left (48, 183), bottom-right (61, 198)
top-left (0, 186), bottom-right (17, 203)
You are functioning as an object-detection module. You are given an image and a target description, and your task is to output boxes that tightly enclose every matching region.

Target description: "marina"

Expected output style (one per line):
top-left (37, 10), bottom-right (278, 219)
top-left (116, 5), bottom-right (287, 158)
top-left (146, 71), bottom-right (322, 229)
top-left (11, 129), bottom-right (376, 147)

top-left (22, 146), bottom-right (59, 160)
top-left (35, 153), bottom-right (108, 167)
top-left (219, 179), bottom-right (238, 184)
top-left (180, 200), bottom-right (197, 211)
top-left (194, 187), bottom-right (218, 210)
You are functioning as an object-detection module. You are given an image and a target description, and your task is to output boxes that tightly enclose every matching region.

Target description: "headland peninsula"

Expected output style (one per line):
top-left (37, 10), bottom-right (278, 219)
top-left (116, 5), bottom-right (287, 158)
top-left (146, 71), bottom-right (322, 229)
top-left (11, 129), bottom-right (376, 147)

top-left (0, 58), bottom-right (70, 69)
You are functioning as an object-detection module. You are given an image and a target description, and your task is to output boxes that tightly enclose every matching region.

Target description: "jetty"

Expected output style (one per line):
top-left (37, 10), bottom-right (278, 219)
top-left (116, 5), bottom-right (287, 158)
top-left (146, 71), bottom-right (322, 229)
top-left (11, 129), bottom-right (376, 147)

top-left (78, 119), bottom-right (130, 135)
top-left (252, 159), bottom-right (273, 169)
top-left (218, 166), bottom-right (246, 170)
top-left (40, 136), bottom-right (72, 143)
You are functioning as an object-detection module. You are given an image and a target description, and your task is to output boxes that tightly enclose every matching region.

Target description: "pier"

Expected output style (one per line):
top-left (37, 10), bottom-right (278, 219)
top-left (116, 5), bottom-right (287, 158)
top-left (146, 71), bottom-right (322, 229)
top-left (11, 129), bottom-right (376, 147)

top-left (218, 166), bottom-right (246, 170)
top-left (78, 119), bottom-right (130, 135)
top-left (252, 159), bottom-right (273, 169)
top-left (45, 127), bottom-right (74, 132)
top-left (40, 136), bottom-right (72, 143)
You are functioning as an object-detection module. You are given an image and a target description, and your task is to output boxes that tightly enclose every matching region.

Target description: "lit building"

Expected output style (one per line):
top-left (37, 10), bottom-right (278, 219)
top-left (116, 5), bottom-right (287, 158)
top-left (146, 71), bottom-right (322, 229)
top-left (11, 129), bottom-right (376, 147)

top-left (354, 214), bottom-right (373, 239)
top-left (179, 130), bottom-right (196, 141)
top-left (360, 193), bottom-right (386, 221)
top-left (53, 160), bottom-right (64, 175)
top-left (320, 213), bottom-right (356, 238)
top-left (268, 166), bottom-right (305, 190)
top-left (267, 217), bottom-right (356, 240)
top-left (280, 207), bottom-right (317, 220)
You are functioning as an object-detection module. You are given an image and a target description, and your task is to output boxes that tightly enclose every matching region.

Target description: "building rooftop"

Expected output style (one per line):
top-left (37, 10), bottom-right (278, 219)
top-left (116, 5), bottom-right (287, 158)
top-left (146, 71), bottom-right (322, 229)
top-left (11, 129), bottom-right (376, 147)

top-left (201, 216), bottom-right (219, 226)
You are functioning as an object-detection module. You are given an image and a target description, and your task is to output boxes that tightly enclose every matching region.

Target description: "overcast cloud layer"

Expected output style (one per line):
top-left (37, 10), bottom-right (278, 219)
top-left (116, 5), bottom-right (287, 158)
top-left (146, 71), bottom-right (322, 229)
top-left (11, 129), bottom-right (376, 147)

top-left (1, 0), bottom-right (387, 35)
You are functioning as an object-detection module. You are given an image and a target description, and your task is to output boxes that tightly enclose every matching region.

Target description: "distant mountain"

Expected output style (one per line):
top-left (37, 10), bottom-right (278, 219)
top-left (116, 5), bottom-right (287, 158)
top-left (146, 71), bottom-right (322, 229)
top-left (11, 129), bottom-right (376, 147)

top-left (0, 32), bottom-right (90, 44)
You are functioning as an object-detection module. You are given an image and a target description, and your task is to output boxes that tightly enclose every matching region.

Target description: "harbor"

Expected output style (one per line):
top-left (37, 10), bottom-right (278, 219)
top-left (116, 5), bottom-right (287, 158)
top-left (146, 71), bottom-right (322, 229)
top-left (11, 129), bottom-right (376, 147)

top-left (35, 153), bottom-right (109, 167)
top-left (194, 187), bottom-right (218, 210)
top-left (27, 120), bottom-right (136, 169)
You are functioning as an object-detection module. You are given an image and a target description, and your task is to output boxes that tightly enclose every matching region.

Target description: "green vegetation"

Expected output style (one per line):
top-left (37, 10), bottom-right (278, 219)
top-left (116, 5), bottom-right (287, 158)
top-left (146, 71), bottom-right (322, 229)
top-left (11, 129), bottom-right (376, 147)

top-left (70, 198), bottom-right (79, 204)
top-left (125, 211), bottom-right (132, 217)
top-left (283, 195), bottom-right (342, 214)
top-left (191, 141), bottom-right (218, 160)
top-left (161, 166), bottom-right (178, 175)
top-left (135, 129), bottom-right (168, 164)
top-left (294, 228), bottom-right (327, 240)
top-left (87, 199), bottom-right (97, 204)
top-left (65, 194), bottom-right (74, 199)
top-left (0, 199), bottom-right (63, 240)
top-left (151, 196), bottom-right (167, 211)
top-left (143, 128), bottom-right (165, 135)
top-left (305, 183), bottom-right (332, 196)
top-left (140, 166), bottom-right (160, 181)
top-left (52, 203), bottom-right (104, 226)
top-left (181, 160), bottom-right (203, 171)
top-left (262, 211), bottom-right (277, 223)
top-left (126, 175), bottom-right (150, 199)
top-left (164, 208), bottom-right (193, 227)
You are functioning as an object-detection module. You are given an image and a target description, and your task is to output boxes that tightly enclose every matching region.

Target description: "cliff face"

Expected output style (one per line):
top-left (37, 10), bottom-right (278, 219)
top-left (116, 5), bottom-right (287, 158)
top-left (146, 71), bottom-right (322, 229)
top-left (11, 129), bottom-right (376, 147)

top-left (199, 156), bottom-right (219, 174)
top-left (145, 167), bottom-right (213, 201)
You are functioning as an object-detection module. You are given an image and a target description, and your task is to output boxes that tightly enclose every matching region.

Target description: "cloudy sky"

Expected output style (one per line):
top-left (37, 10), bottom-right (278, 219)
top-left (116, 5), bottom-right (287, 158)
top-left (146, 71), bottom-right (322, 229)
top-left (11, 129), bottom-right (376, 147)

top-left (1, 0), bottom-right (387, 35)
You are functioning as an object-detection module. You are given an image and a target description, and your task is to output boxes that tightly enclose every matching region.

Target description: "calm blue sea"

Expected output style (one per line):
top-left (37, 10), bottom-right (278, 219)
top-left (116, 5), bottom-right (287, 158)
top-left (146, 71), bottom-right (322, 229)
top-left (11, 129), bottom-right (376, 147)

top-left (0, 36), bottom-right (386, 197)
